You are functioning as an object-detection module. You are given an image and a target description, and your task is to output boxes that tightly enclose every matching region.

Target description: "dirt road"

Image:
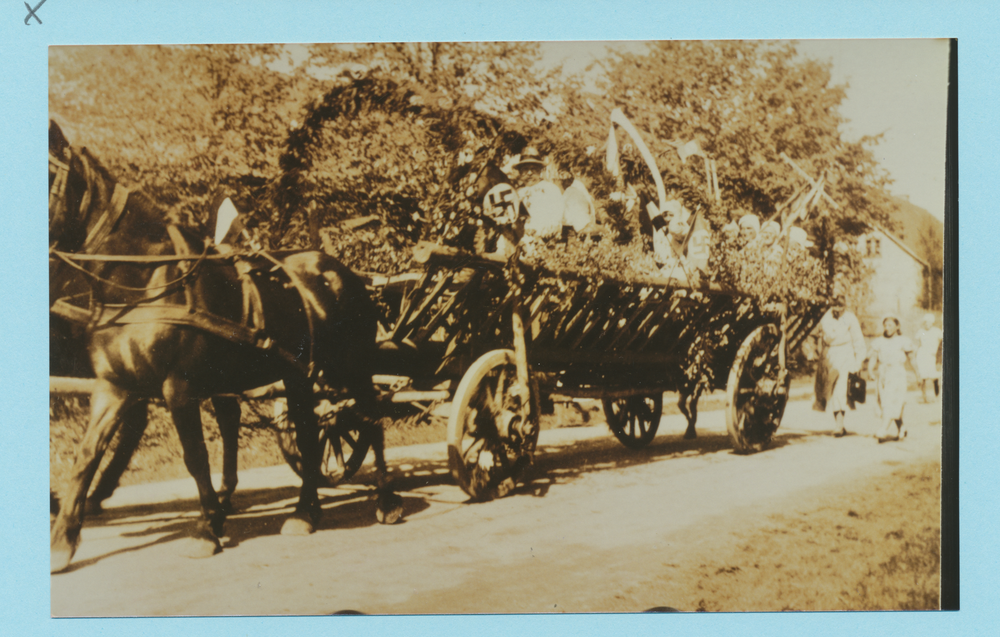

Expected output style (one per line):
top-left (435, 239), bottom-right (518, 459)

top-left (51, 392), bottom-right (942, 616)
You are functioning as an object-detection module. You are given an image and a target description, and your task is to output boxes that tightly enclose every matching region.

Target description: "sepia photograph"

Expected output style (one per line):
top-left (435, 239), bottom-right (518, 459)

top-left (48, 39), bottom-right (949, 615)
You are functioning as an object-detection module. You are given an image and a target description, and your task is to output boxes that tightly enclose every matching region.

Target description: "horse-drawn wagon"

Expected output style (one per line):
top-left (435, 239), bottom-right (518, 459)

top-left (275, 238), bottom-right (826, 502)
top-left (49, 114), bottom-right (826, 572)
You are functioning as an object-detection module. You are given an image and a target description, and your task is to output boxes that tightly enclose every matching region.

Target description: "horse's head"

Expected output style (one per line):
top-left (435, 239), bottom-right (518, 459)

top-left (48, 120), bottom-right (139, 254)
top-left (48, 120), bottom-right (79, 250)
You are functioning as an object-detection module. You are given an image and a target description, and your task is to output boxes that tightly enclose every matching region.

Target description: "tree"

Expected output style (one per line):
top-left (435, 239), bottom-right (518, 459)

top-left (543, 40), bottom-right (899, 300)
top-left (264, 43), bottom-right (562, 260)
top-left (49, 44), bottom-right (316, 229)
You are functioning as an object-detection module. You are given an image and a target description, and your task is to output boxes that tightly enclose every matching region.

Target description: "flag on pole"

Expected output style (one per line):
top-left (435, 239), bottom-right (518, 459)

top-left (677, 139), bottom-right (705, 164)
top-left (213, 197), bottom-right (244, 245)
top-left (605, 125), bottom-right (620, 177)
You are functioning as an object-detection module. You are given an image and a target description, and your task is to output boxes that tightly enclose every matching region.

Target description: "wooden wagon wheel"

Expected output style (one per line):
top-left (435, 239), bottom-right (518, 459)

top-left (725, 324), bottom-right (790, 453)
top-left (602, 395), bottom-right (663, 449)
top-left (447, 349), bottom-right (539, 501)
top-left (274, 400), bottom-right (372, 488)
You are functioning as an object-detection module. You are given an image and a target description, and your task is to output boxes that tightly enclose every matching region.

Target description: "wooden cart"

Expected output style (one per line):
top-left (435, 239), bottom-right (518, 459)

top-left (275, 241), bottom-right (825, 500)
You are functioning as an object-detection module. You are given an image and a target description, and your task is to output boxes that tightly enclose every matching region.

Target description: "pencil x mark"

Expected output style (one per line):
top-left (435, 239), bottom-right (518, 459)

top-left (24, 0), bottom-right (46, 25)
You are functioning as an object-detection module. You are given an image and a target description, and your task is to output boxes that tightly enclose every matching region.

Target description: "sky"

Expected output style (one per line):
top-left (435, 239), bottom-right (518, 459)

top-left (539, 39), bottom-right (951, 222)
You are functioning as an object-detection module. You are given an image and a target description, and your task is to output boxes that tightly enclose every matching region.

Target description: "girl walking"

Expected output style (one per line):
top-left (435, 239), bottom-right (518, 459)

top-left (868, 316), bottom-right (915, 442)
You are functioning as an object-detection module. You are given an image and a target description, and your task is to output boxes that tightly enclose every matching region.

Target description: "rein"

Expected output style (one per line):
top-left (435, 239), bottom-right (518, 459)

top-left (49, 240), bottom-right (213, 293)
top-left (49, 141), bottom-right (319, 379)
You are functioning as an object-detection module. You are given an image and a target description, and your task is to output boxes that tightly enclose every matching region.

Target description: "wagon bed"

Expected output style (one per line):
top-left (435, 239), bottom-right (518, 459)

top-left (286, 241), bottom-right (825, 500)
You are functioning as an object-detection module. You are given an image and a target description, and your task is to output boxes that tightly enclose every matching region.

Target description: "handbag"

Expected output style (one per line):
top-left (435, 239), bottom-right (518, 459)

top-left (848, 372), bottom-right (867, 405)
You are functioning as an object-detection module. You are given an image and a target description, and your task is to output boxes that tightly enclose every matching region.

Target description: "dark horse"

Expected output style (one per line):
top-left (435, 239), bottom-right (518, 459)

top-left (48, 123), bottom-right (247, 516)
top-left (49, 121), bottom-right (402, 573)
top-left (50, 205), bottom-right (243, 517)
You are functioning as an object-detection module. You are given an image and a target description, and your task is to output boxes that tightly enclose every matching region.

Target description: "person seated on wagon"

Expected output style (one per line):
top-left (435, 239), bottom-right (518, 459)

top-left (514, 147), bottom-right (564, 239)
top-left (758, 219), bottom-right (784, 260)
top-left (562, 175), bottom-right (596, 232)
top-left (652, 200), bottom-right (684, 263)
top-left (787, 226), bottom-right (812, 257)
top-left (721, 220), bottom-right (740, 243)
top-left (475, 181), bottom-right (523, 259)
top-left (657, 215), bottom-right (697, 284)
top-left (737, 213), bottom-right (760, 247)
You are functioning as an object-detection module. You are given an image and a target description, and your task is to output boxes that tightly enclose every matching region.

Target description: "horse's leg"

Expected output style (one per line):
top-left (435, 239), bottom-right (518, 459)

top-left (686, 384), bottom-right (704, 440)
top-left (677, 388), bottom-right (697, 440)
top-left (350, 379), bottom-right (403, 524)
top-left (163, 380), bottom-right (224, 558)
top-left (370, 416), bottom-right (404, 524)
top-left (86, 400), bottom-right (149, 515)
top-left (281, 380), bottom-right (322, 536)
top-left (51, 380), bottom-right (137, 573)
top-left (211, 396), bottom-right (241, 516)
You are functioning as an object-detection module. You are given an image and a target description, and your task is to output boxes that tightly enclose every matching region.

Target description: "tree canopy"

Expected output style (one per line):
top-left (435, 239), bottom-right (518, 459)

top-left (50, 41), bottom-right (905, 299)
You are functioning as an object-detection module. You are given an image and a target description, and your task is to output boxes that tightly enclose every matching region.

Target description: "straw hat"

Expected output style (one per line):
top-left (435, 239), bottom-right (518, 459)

top-left (514, 147), bottom-right (546, 170)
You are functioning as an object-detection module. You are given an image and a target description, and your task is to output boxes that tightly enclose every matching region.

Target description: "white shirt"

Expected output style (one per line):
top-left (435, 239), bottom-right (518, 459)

top-left (562, 179), bottom-right (596, 232)
top-left (519, 180), bottom-right (564, 238)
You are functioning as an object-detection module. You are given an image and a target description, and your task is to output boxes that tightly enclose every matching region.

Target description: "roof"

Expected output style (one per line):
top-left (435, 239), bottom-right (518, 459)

top-left (870, 224), bottom-right (931, 270)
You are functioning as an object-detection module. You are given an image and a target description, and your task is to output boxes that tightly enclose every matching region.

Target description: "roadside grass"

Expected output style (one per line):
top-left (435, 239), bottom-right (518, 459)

top-left (613, 460), bottom-right (941, 612)
top-left (51, 383), bottom-right (821, 497)
top-left (49, 393), bottom-right (606, 496)
top-left (50, 396), bottom-right (284, 497)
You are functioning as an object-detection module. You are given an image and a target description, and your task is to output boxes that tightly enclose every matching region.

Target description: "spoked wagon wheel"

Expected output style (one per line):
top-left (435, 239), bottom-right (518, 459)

top-left (447, 349), bottom-right (539, 502)
top-left (602, 394), bottom-right (663, 449)
top-left (274, 400), bottom-right (373, 488)
top-left (725, 324), bottom-right (790, 454)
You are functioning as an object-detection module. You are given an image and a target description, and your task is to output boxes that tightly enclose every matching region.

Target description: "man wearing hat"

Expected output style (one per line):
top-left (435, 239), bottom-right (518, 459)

top-left (514, 147), bottom-right (564, 239)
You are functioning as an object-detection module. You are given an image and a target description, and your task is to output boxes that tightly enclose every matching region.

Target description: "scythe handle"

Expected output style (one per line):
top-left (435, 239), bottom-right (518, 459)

top-left (611, 108), bottom-right (667, 212)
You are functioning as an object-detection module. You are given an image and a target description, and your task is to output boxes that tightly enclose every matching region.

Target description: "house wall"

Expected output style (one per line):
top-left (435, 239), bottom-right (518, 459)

top-left (857, 230), bottom-right (928, 337)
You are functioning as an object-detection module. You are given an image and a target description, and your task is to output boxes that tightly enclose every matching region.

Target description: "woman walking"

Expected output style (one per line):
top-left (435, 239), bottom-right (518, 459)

top-left (868, 316), bottom-right (915, 442)
top-left (813, 295), bottom-right (867, 437)
top-left (914, 313), bottom-right (943, 403)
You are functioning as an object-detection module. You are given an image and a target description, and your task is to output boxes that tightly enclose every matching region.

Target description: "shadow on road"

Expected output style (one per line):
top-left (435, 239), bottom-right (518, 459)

top-left (66, 485), bottom-right (431, 572)
top-left (518, 429), bottom-right (810, 495)
top-left (68, 424), bottom-right (825, 571)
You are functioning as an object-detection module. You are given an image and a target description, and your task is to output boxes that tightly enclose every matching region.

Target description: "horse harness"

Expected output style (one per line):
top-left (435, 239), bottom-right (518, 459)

top-left (48, 169), bottom-right (319, 379)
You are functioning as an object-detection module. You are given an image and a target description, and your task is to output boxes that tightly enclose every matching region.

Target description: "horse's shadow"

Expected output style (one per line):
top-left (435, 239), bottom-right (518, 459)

top-left (65, 426), bottom-right (816, 572)
top-left (64, 484), bottom-right (430, 573)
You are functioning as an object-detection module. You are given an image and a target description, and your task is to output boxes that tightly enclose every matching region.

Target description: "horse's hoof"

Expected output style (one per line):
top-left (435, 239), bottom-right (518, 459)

top-left (84, 499), bottom-right (104, 517)
top-left (281, 516), bottom-right (316, 536)
top-left (178, 536), bottom-right (223, 559)
top-left (376, 500), bottom-right (404, 525)
top-left (683, 430), bottom-right (697, 440)
top-left (51, 547), bottom-right (74, 574)
top-left (218, 497), bottom-right (234, 517)
top-left (494, 477), bottom-right (516, 499)
top-left (375, 506), bottom-right (403, 525)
